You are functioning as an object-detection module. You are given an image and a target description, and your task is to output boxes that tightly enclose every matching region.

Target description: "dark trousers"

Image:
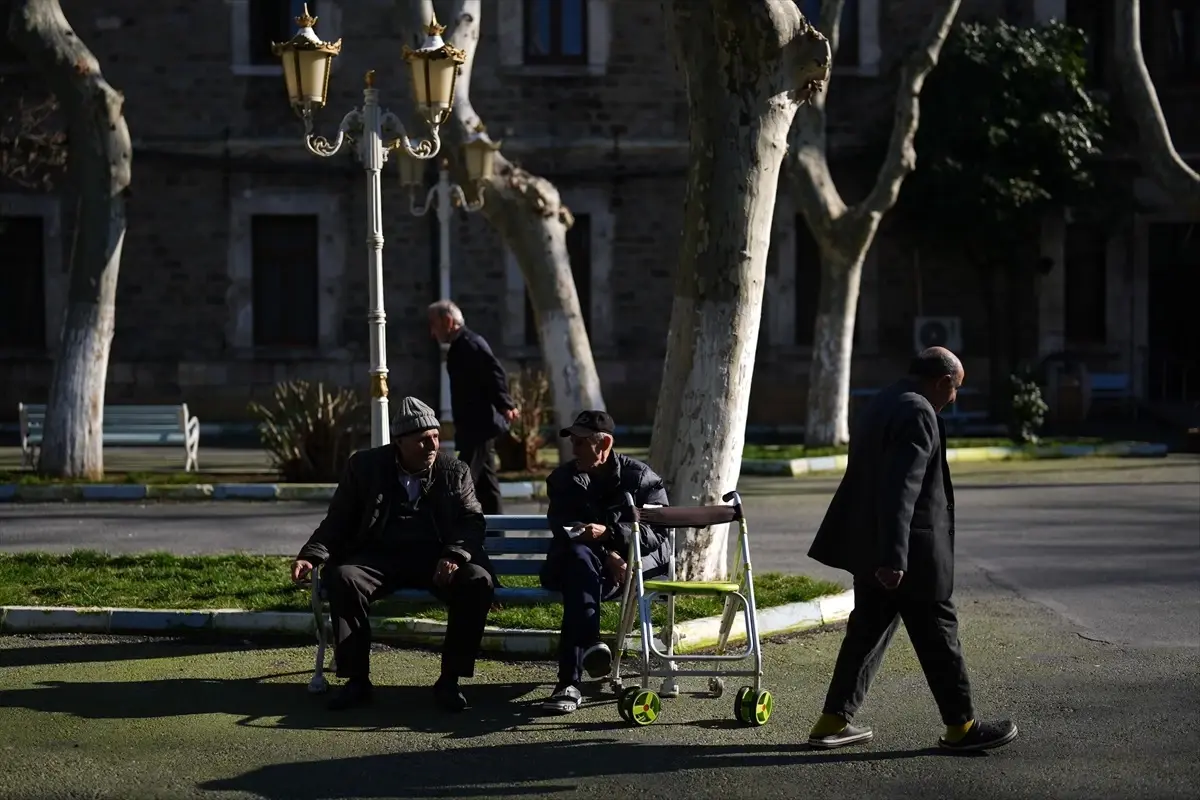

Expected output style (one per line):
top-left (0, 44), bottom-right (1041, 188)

top-left (458, 438), bottom-right (503, 515)
top-left (540, 542), bottom-right (665, 686)
top-left (823, 577), bottom-right (975, 726)
top-left (326, 546), bottom-right (494, 682)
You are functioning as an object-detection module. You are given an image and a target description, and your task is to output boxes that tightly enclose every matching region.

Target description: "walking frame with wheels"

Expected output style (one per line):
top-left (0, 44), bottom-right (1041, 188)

top-left (608, 490), bottom-right (773, 727)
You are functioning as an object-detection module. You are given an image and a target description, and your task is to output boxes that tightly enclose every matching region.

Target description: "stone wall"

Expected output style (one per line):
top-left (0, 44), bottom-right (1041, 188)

top-left (1, 0), bottom-right (1096, 427)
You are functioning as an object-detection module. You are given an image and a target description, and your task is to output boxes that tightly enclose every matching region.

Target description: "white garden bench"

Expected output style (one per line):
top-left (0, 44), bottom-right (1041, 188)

top-left (17, 402), bottom-right (201, 472)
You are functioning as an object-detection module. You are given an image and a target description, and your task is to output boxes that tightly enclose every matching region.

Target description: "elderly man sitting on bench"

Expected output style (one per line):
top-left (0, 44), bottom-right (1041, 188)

top-left (290, 397), bottom-right (495, 713)
top-left (539, 410), bottom-right (672, 714)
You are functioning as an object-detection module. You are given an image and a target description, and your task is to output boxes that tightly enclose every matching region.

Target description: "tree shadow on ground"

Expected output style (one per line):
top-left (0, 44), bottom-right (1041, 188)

top-left (0, 674), bottom-right (555, 738)
top-left (198, 740), bottom-right (963, 799)
top-left (0, 636), bottom-right (272, 668)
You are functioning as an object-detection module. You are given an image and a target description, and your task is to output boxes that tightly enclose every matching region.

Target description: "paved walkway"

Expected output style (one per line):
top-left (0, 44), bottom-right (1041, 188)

top-left (2, 578), bottom-right (1196, 799)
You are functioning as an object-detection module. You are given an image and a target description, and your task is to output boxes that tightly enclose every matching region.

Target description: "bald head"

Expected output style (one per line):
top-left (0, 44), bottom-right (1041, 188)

top-left (908, 346), bottom-right (964, 412)
top-left (909, 346), bottom-right (962, 381)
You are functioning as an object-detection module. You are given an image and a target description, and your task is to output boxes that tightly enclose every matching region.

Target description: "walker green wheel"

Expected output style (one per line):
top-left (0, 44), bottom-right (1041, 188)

top-left (747, 689), bottom-right (773, 727)
top-left (733, 686), bottom-right (753, 724)
top-left (624, 689), bottom-right (662, 726)
top-left (618, 686), bottom-right (640, 723)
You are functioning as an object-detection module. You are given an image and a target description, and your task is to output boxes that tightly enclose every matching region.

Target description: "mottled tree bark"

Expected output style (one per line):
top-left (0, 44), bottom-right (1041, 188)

top-left (8, 0), bottom-right (131, 479)
top-left (792, 0), bottom-right (960, 447)
top-left (1112, 0), bottom-right (1200, 214)
top-left (414, 0), bottom-right (604, 462)
top-left (648, 0), bottom-right (830, 580)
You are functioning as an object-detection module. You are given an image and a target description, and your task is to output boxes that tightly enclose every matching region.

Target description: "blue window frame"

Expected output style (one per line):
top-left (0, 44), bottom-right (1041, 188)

top-left (524, 0), bottom-right (588, 65)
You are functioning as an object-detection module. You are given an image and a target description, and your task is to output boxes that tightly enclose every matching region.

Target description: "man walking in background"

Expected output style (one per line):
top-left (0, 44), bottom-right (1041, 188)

top-left (429, 300), bottom-right (519, 515)
top-left (805, 346), bottom-right (1018, 752)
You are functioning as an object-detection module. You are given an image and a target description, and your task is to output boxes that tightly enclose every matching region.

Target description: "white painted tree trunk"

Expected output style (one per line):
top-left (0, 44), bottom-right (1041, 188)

top-left (8, 0), bottom-right (131, 479)
top-left (1112, 0), bottom-right (1200, 214)
top-left (649, 0), bottom-right (831, 581)
top-left (792, 0), bottom-right (961, 447)
top-left (804, 238), bottom-right (868, 446)
top-left (415, 1), bottom-right (604, 462)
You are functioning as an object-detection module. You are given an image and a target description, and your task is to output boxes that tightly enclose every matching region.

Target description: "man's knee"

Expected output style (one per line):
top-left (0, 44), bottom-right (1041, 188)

top-left (326, 564), bottom-right (369, 597)
top-left (452, 562), bottom-right (494, 596)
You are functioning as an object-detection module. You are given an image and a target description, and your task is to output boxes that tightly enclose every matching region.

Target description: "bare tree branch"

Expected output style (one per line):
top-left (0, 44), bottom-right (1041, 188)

top-left (1112, 0), bottom-right (1200, 213)
top-left (857, 0), bottom-right (960, 216)
top-left (0, 76), bottom-right (66, 188)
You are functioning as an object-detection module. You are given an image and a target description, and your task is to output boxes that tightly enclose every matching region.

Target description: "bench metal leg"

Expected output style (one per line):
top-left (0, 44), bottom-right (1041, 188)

top-left (308, 571), bottom-right (329, 694)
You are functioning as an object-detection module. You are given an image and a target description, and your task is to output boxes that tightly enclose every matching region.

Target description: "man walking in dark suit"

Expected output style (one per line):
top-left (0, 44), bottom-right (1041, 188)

top-left (429, 300), bottom-right (519, 515)
top-left (806, 347), bottom-right (1018, 752)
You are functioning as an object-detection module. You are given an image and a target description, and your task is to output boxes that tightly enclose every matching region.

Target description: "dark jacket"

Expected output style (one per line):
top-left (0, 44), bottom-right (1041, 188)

top-left (540, 454), bottom-right (673, 585)
top-left (808, 379), bottom-right (956, 601)
top-left (297, 446), bottom-right (491, 573)
top-left (446, 327), bottom-right (516, 445)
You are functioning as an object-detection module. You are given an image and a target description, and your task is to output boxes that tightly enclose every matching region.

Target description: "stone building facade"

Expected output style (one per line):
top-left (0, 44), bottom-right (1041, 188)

top-left (1, 0), bottom-right (1196, 429)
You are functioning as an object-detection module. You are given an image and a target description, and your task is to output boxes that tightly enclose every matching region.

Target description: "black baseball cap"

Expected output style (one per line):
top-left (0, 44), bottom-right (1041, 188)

top-left (560, 410), bottom-right (615, 438)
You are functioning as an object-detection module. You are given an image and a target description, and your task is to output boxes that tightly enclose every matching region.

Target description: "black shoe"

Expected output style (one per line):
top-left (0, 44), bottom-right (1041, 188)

top-left (433, 677), bottom-right (469, 712)
top-left (807, 723), bottom-right (874, 749)
top-left (582, 643), bottom-right (613, 681)
top-left (541, 683), bottom-right (583, 714)
top-left (939, 719), bottom-right (1019, 752)
top-left (327, 678), bottom-right (373, 711)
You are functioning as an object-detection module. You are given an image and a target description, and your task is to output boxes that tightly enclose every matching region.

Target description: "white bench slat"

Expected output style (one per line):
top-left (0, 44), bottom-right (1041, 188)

top-left (19, 401), bottom-right (200, 472)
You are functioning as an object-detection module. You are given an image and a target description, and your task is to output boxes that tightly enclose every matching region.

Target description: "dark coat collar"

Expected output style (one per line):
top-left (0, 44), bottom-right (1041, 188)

top-left (568, 452), bottom-right (625, 489)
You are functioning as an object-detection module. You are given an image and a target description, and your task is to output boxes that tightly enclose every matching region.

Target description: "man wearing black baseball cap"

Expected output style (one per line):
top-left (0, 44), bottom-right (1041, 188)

top-left (559, 409), bottom-right (615, 439)
top-left (538, 410), bottom-right (673, 714)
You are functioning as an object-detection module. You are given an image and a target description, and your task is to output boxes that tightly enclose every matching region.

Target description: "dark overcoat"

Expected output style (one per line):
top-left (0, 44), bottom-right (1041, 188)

top-left (808, 379), bottom-right (956, 600)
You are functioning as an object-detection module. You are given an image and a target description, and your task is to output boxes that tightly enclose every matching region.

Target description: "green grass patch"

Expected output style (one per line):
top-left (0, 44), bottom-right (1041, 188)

top-left (0, 551), bottom-right (844, 631)
top-left (740, 437), bottom-right (1104, 461)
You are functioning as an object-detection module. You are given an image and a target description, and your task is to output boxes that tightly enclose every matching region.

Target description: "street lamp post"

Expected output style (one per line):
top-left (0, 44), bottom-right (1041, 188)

top-left (271, 4), bottom-right (465, 447)
top-left (398, 129), bottom-right (502, 451)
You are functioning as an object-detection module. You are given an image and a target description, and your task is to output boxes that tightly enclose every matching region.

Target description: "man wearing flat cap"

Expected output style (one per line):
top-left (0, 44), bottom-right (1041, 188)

top-left (538, 410), bottom-right (672, 714)
top-left (291, 397), bottom-right (495, 713)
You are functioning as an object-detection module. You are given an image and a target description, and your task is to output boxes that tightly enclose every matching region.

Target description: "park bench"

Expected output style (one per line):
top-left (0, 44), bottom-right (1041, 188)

top-left (17, 402), bottom-right (201, 472)
top-left (306, 513), bottom-right (681, 694)
top-left (307, 514), bottom-right (561, 692)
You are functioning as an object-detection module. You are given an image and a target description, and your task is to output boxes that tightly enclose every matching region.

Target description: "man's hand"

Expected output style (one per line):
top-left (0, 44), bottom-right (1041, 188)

top-left (503, 407), bottom-right (520, 423)
top-left (604, 550), bottom-right (628, 586)
top-left (875, 567), bottom-right (904, 590)
top-left (574, 523), bottom-right (608, 542)
top-left (433, 557), bottom-right (460, 588)
top-left (291, 559), bottom-right (314, 583)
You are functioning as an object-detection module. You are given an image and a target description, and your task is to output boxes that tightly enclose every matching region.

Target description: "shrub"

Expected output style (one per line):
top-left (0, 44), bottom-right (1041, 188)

top-left (1009, 370), bottom-right (1049, 445)
top-left (498, 367), bottom-right (552, 472)
top-left (248, 381), bottom-right (367, 482)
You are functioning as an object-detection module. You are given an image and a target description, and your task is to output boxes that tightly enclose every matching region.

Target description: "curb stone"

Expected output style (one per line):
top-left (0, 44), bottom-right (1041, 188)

top-left (739, 441), bottom-right (1169, 477)
top-left (0, 442), bottom-right (1169, 502)
top-left (0, 589), bottom-right (855, 659)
